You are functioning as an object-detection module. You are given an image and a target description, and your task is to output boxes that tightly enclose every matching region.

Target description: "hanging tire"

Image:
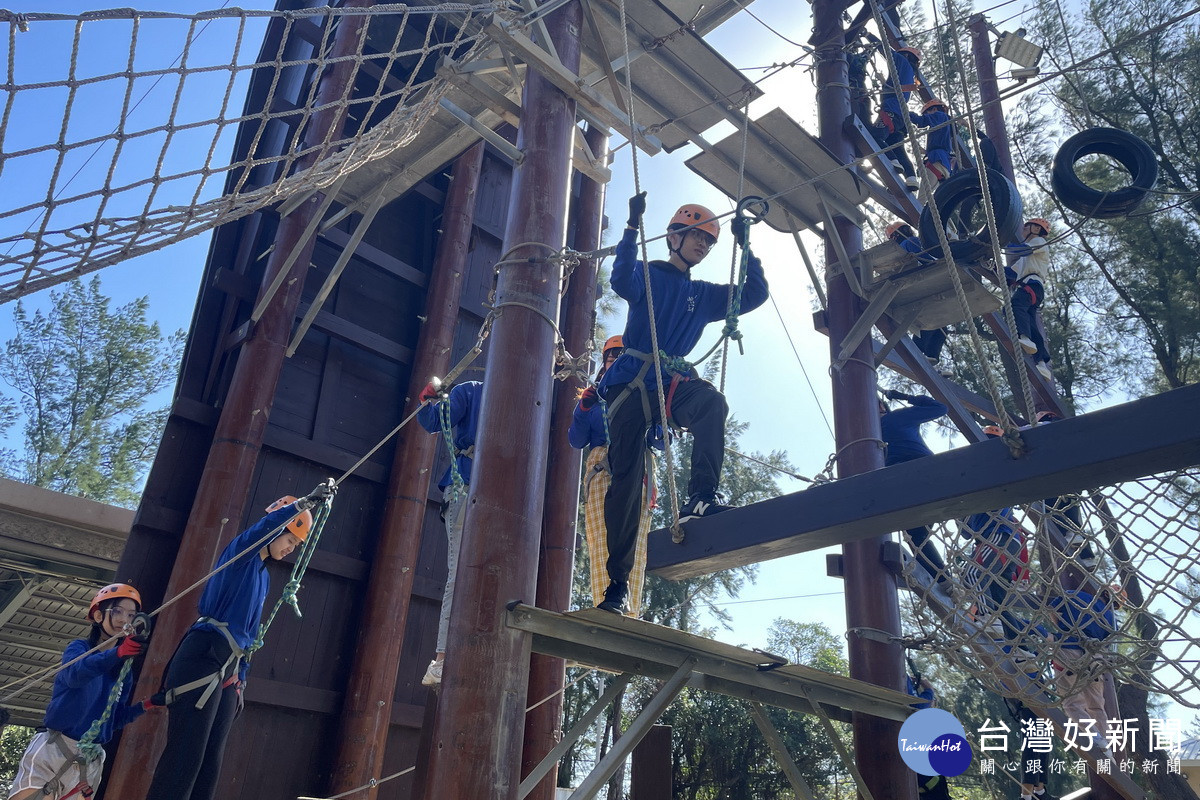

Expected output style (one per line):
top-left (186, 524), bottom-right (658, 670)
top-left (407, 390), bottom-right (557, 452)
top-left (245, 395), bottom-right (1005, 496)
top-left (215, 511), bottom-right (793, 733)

top-left (1050, 127), bottom-right (1158, 219)
top-left (918, 168), bottom-right (1023, 261)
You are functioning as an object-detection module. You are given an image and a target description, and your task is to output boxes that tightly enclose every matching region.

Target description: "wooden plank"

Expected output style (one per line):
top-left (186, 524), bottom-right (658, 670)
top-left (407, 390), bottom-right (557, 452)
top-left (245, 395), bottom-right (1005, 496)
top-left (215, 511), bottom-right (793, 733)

top-left (648, 382), bottom-right (1200, 579)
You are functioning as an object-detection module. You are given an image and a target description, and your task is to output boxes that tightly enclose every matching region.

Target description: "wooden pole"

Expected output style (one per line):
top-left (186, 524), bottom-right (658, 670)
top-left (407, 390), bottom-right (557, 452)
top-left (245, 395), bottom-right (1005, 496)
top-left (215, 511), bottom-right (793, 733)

top-left (423, 1), bottom-right (582, 796)
top-left (967, 15), bottom-right (1017, 184)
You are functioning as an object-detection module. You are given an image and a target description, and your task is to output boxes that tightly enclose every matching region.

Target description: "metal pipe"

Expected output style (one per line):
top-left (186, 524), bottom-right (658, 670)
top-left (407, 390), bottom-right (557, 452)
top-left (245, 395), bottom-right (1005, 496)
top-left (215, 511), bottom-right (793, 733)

top-left (520, 123), bottom-right (608, 800)
top-left (423, 0), bottom-right (582, 796)
top-left (812, 0), bottom-right (916, 796)
top-left (102, 4), bottom-right (378, 796)
top-left (968, 14), bottom-right (1017, 184)
top-left (328, 141), bottom-right (485, 800)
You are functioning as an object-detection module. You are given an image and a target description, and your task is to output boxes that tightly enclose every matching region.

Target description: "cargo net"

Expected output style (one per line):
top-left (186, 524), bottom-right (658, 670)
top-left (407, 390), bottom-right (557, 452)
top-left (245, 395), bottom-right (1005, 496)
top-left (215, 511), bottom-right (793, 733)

top-left (897, 468), bottom-right (1200, 707)
top-left (0, 4), bottom-right (506, 303)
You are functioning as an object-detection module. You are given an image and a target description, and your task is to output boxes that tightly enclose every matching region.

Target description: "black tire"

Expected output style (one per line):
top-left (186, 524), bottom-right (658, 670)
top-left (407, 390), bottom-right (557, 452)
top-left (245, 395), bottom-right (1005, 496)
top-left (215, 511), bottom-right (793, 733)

top-left (918, 168), bottom-right (1023, 261)
top-left (1050, 127), bottom-right (1158, 219)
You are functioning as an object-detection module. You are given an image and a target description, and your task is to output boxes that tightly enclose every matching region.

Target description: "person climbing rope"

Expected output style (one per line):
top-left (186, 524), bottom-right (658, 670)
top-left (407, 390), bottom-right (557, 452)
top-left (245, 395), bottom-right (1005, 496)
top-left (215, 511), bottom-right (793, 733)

top-left (415, 379), bottom-right (481, 686)
top-left (8, 584), bottom-right (157, 800)
top-left (597, 193), bottom-right (769, 614)
top-left (144, 481), bottom-right (336, 800)
top-left (875, 46), bottom-right (923, 190)
top-left (569, 336), bottom-right (663, 617)
top-left (880, 389), bottom-right (950, 585)
top-left (885, 222), bottom-right (951, 375)
top-left (1006, 219), bottom-right (1054, 381)
top-left (909, 98), bottom-right (955, 186)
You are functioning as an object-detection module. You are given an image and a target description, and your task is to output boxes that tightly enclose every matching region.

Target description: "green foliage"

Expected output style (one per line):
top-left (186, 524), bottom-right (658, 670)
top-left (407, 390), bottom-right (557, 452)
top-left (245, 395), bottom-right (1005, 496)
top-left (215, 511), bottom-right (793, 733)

top-left (0, 724), bottom-right (35, 788)
top-left (0, 277), bottom-right (184, 506)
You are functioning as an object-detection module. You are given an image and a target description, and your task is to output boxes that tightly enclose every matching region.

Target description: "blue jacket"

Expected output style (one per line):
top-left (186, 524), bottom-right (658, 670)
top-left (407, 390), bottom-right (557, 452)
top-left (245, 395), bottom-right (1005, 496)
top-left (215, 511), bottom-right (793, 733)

top-left (192, 503), bottom-right (302, 679)
top-left (909, 109), bottom-right (953, 165)
top-left (881, 395), bottom-right (947, 465)
top-left (43, 639), bottom-right (145, 742)
top-left (906, 675), bottom-right (935, 709)
top-left (568, 400), bottom-right (665, 451)
top-left (962, 507), bottom-right (1023, 575)
top-left (417, 381), bottom-right (482, 490)
top-left (882, 50), bottom-right (916, 117)
top-left (600, 227), bottom-right (768, 392)
top-left (897, 233), bottom-right (934, 264)
top-left (1051, 589), bottom-right (1117, 649)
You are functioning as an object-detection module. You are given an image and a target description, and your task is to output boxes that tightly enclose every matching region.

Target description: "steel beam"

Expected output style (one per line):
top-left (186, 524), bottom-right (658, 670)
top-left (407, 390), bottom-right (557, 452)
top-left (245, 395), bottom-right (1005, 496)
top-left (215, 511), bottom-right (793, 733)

top-left (648, 381), bottom-right (1200, 580)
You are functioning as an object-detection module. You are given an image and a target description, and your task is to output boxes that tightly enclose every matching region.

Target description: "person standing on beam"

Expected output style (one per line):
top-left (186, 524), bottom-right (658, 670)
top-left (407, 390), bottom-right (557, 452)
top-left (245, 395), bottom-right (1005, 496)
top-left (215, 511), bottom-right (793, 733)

top-left (596, 194), bottom-right (769, 614)
top-left (880, 389), bottom-right (949, 585)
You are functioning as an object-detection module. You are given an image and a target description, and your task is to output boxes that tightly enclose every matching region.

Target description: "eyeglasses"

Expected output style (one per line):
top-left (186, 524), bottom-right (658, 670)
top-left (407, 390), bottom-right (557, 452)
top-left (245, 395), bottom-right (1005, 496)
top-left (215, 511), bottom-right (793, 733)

top-left (688, 230), bottom-right (717, 249)
top-left (106, 607), bottom-right (138, 621)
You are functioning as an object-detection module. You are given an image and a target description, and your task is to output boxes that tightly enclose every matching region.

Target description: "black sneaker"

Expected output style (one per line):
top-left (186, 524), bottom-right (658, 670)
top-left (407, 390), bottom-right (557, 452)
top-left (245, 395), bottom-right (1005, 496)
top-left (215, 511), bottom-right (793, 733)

top-left (597, 581), bottom-right (628, 615)
top-left (678, 493), bottom-right (732, 523)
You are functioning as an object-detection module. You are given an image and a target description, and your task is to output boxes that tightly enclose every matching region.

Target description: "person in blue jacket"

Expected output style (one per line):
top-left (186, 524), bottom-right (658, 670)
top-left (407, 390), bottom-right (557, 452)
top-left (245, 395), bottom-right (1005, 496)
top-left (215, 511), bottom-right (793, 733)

top-left (876, 47), bottom-right (923, 190)
top-left (570, 336), bottom-right (663, 616)
top-left (1050, 584), bottom-right (1124, 739)
top-left (880, 389), bottom-right (949, 583)
top-left (145, 481), bottom-right (336, 800)
top-left (9, 584), bottom-right (154, 800)
top-left (415, 379), bottom-right (481, 685)
top-left (910, 98), bottom-right (955, 183)
top-left (597, 194), bottom-right (769, 613)
top-left (904, 669), bottom-right (954, 799)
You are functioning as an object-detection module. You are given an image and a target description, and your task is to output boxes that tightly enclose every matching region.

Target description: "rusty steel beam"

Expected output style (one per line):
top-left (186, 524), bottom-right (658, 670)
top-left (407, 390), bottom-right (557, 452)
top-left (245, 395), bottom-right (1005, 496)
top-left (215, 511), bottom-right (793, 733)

top-left (104, 5), bottom-right (378, 797)
top-left (813, 0), bottom-right (916, 796)
top-left (423, 1), bottom-right (582, 797)
top-left (520, 124), bottom-right (608, 800)
top-left (329, 141), bottom-right (485, 799)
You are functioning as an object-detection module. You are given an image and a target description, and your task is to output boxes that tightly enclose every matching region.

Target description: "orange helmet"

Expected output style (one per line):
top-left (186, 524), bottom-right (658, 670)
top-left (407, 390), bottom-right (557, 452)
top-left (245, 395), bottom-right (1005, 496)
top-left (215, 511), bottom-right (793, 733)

top-left (921, 98), bottom-right (948, 113)
top-left (885, 221), bottom-right (911, 238)
top-left (89, 583), bottom-right (141, 619)
top-left (602, 335), bottom-right (623, 354)
top-left (1035, 410), bottom-right (1062, 423)
top-left (896, 46), bottom-right (922, 62)
top-left (668, 204), bottom-right (720, 240)
top-left (1104, 583), bottom-right (1128, 610)
top-left (982, 425), bottom-right (1003, 438)
top-left (1025, 218), bottom-right (1050, 235)
top-left (266, 496), bottom-right (313, 541)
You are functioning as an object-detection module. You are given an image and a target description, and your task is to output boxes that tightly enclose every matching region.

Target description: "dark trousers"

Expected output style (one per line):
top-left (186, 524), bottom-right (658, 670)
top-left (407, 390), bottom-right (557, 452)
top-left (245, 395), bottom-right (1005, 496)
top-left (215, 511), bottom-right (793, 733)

top-left (602, 378), bottom-right (728, 586)
top-left (1017, 704), bottom-right (1049, 787)
top-left (1011, 281), bottom-right (1050, 362)
top-left (918, 774), bottom-right (953, 800)
top-left (146, 629), bottom-right (241, 800)
top-left (913, 328), bottom-right (947, 360)
top-left (879, 111), bottom-right (915, 177)
top-left (907, 525), bottom-right (947, 581)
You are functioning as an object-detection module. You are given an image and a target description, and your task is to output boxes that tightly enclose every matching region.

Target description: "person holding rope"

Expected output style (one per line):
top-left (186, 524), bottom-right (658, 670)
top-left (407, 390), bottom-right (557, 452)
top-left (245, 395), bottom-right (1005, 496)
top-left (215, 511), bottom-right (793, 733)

top-left (875, 46), bottom-right (923, 190)
top-left (596, 194), bottom-right (769, 614)
top-left (144, 481), bottom-right (336, 800)
top-left (415, 379), bottom-right (482, 686)
top-left (1006, 218), bottom-right (1054, 381)
top-left (8, 583), bottom-right (156, 800)
top-left (569, 336), bottom-right (663, 616)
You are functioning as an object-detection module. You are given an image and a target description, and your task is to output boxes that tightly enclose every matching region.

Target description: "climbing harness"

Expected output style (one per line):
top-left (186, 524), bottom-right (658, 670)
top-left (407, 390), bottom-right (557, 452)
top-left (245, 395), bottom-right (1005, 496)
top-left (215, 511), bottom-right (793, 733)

top-left (37, 729), bottom-right (102, 800)
top-left (162, 619), bottom-right (245, 711)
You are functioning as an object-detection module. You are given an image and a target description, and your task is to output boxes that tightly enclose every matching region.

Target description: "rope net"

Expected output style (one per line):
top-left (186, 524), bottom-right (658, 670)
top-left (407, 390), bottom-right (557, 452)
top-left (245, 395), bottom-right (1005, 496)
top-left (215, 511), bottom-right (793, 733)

top-left (898, 466), bottom-right (1200, 708)
top-left (0, 4), bottom-right (505, 304)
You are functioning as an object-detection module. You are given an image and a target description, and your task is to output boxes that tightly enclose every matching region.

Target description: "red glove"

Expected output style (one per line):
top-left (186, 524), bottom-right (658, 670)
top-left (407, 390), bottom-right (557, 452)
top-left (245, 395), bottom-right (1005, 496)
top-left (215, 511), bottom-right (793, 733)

top-left (579, 387), bottom-right (599, 411)
top-left (419, 382), bottom-right (439, 403)
top-left (116, 637), bottom-right (144, 660)
top-left (141, 693), bottom-right (166, 711)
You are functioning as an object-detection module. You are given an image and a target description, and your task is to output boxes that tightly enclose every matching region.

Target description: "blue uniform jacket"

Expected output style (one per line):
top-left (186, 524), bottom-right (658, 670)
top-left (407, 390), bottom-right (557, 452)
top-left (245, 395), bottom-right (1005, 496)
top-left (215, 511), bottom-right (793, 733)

top-left (43, 639), bottom-right (145, 742)
top-left (192, 503), bottom-right (302, 679)
top-left (905, 675), bottom-right (935, 709)
top-left (882, 50), bottom-right (916, 117)
top-left (600, 227), bottom-right (769, 393)
top-left (568, 401), bottom-right (665, 451)
top-left (881, 395), bottom-right (947, 465)
top-left (898, 233), bottom-right (934, 264)
top-left (417, 380), bottom-right (482, 490)
top-left (1050, 589), bottom-right (1116, 649)
top-left (909, 109), bottom-right (953, 168)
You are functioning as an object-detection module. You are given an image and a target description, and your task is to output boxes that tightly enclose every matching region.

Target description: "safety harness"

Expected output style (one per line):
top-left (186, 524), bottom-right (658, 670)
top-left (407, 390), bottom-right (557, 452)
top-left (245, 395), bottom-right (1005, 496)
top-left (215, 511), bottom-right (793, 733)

top-left (162, 618), bottom-right (244, 710)
top-left (37, 729), bottom-right (102, 800)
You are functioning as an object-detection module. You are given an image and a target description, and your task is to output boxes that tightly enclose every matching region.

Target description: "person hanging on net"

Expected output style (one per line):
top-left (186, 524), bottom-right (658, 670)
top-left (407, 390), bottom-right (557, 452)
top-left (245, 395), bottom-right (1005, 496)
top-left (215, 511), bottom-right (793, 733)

top-left (8, 584), bottom-right (158, 800)
top-left (885, 221), bottom-right (952, 376)
top-left (597, 193), bottom-right (769, 614)
top-left (1006, 218), bottom-right (1054, 381)
top-left (880, 389), bottom-right (950, 585)
top-left (910, 98), bottom-right (956, 186)
top-left (145, 481), bottom-right (336, 800)
top-left (569, 336), bottom-right (663, 617)
top-left (875, 46), bottom-right (923, 191)
top-left (415, 379), bottom-right (481, 686)
top-left (1049, 583), bottom-right (1126, 755)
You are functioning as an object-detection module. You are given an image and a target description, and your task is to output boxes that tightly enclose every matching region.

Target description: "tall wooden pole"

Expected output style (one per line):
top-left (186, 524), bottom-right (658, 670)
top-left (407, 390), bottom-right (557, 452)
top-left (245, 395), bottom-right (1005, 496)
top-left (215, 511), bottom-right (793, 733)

top-left (329, 141), bottom-right (485, 799)
top-left (423, 1), bottom-right (581, 797)
top-left (813, 0), bottom-right (917, 797)
top-left (968, 14), bottom-right (1017, 184)
top-left (520, 123), bottom-right (608, 800)
top-left (104, 4), bottom-right (375, 796)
